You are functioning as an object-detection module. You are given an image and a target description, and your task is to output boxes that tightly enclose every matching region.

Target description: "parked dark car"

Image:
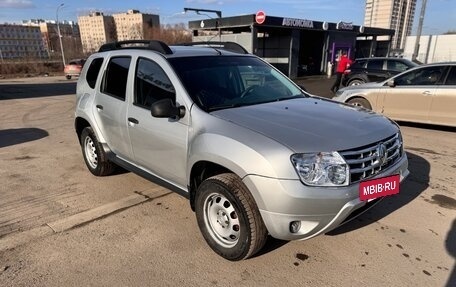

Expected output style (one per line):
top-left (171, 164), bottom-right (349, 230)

top-left (342, 57), bottom-right (418, 86)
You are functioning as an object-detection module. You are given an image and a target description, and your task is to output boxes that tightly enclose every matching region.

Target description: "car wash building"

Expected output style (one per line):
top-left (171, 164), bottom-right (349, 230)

top-left (188, 13), bottom-right (394, 78)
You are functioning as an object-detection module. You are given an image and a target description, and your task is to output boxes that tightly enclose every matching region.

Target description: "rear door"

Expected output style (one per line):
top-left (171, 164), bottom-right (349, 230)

top-left (93, 56), bottom-right (134, 160)
top-left (428, 66), bottom-right (456, 126)
top-left (365, 59), bottom-right (386, 83)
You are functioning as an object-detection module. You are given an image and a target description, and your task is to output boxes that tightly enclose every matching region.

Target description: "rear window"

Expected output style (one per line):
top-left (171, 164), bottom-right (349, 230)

top-left (351, 60), bottom-right (366, 68)
top-left (101, 57), bottom-right (131, 100)
top-left (86, 58), bottom-right (104, 89)
top-left (366, 59), bottom-right (383, 70)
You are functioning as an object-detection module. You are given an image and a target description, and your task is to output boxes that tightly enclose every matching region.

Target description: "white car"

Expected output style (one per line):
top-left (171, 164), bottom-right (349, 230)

top-left (333, 62), bottom-right (456, 127)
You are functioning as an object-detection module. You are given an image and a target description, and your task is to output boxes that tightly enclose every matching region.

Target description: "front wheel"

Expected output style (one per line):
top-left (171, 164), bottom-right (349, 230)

top-left (80, 127), bottom-right (114, 176)
top-left (347, 97), bottom-right (372, 110)
top-left (66, 75), bottom-right (72, 80)
top-left (348, 79), bottom-right (365, 86)
top-left (195, 173), bottom-right (268, 261)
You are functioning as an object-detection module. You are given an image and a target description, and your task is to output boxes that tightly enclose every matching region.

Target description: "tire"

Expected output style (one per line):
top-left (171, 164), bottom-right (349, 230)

top-left (80, 127), bottom-right (114, 176)
top-left (195, 173), bottom-right (268, 261)
top-left (348, 79), bottom-right (365, 86)
top-left (66, 75), bottom-right (72, 80)
top-left (347, 97), bottom-right (372, 110)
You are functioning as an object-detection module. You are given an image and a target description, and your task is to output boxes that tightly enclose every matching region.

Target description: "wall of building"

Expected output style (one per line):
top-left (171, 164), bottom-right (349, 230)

top-left (403, 34), bottom-right (456, 63)
top-left (0, 24), bottom-right (47, 59)
top-left (192, 33), bottom-right (253, 52)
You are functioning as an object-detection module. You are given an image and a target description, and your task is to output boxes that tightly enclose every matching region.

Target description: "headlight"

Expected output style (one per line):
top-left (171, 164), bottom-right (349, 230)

top-left (291, 152), bottom-right (349, 186)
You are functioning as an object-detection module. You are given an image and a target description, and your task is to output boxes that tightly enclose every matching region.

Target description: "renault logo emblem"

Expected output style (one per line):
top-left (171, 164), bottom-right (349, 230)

top-left (375, 143), bottom-right (388, 166)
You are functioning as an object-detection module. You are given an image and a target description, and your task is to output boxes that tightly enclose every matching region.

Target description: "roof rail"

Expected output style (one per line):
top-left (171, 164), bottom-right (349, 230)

top-left (98, 40), bottom-right (173, 55)
top-left (176, 41), bottom-right (249, 54)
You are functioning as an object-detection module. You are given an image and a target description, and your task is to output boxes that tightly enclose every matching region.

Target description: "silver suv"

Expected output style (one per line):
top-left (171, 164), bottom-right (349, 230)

top-left (75, 40), bottom-right (409, 261)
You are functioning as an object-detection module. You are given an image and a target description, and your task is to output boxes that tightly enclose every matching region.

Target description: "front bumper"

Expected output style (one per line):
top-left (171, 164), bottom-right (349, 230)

top-left (242, 154), bottom-right (409, 241)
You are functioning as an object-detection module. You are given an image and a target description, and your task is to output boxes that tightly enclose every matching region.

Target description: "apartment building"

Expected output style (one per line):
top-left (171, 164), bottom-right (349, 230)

top-left (78, 10), bottom-right (160, 53)
top-left (22, 19), bottom-right (82, 58)
top-left (78, 12), bottom-right (116, 53)
top-left (364, 0), bottom-right (416, 51)
top-left (113, 10), bottom-right (160, 41)
top-left (0, 24), bottom-right (47, 59)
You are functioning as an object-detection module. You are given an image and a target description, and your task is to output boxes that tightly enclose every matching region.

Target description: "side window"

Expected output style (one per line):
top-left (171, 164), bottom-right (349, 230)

top-left (444, 67), bottom-right (456, 85)
top-left (101, 57), bottom-right (131, 100)
top-left (86, 58), bottom-right (104, 89)
top-left (366, 59), bottom-right (383, 70)
top-left (387, 60), bottom-right (409, 72)
top-left (134, 58), bottom-right (175, 108)
top-left (395, 66), bottom-right (446, 86)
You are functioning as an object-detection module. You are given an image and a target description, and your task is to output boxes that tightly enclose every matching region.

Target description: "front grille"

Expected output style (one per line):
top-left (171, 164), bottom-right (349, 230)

top-left (340, 133), bottom-right (402, 184)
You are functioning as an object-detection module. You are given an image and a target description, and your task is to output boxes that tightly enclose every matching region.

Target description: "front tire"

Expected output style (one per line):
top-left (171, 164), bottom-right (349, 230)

top-left (66, 75), bottom-right (72, 80)
top-left (195, 173), bottom-right (268, 261)
top-left (348, 79), bottom-right (365, 86)
top-left (347, 97), bottom-right (372, 110)
top-left (80, 127), bottom-right (114, 176)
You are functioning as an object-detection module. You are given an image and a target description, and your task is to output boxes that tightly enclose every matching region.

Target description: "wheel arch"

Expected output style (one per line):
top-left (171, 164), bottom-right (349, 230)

top-left (75, 117), bottom-right (91, 140)
top-left (189, 161), bottom-right (233, 211)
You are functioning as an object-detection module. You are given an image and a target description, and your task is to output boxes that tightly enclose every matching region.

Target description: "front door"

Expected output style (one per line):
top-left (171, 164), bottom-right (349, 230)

top-left (127, 56), bottom-right (189, 188)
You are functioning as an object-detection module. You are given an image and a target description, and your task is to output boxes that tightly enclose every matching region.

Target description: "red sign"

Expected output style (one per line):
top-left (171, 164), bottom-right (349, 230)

top-left (359, 174), bottom-right (400, 201)
top-left (256, 11), bottom-right (266, 25)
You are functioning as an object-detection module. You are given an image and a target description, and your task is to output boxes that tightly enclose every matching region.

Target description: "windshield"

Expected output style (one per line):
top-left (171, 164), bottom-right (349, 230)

top-left (169, 56), bottom-right (306, 111)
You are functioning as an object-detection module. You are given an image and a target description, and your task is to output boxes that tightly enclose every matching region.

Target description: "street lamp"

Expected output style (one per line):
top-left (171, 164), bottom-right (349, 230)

top-left (183, 7), bottom-right (222, 42)
top-left (56, 3), bottom-right (66, 66)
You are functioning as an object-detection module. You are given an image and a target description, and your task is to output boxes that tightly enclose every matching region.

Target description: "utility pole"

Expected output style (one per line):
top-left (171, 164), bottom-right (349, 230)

top-left (56, 3), bottom-right (66, 66)
top-left (412, 0), bottom-right (427, 62)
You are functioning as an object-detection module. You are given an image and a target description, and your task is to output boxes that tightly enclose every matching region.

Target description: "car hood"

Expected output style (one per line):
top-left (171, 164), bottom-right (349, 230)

top-left (211, 97), bottom-right (397, 153)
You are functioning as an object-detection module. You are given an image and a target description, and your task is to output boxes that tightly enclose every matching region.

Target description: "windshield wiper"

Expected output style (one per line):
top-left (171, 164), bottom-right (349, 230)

top-left (277, 94), bottom-right (306, 101)
top-left (207, 102), bottom-right (252, 112)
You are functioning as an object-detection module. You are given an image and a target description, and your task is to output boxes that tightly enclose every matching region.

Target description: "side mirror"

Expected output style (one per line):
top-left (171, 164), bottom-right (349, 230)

top-left (151, 98), bottom-right (186, 119)
top-left (387, 80), bottom-right (396, 87)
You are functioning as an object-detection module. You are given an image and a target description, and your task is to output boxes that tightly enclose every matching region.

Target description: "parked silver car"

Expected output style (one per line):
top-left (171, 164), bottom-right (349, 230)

top-left (75, 40), bottom-right (409, 260)
top-left (333, 62), bottom-right (456, 127)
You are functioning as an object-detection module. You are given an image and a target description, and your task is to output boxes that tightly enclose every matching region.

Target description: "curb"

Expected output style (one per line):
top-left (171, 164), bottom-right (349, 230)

top-left (0, 187), bottom-right (172, 252)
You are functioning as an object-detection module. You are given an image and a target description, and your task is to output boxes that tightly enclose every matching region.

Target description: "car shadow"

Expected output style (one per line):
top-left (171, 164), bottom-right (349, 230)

top-left (0, 128), bottom-right (49, 148)
top-left (0, 81), bottom-right (76, 100)
top-left (397, 121), bottom-right (456, 133)
top-left (327, 151), bottom-right (429, 236)
top-left (446, 219), bottom-right (456, 287)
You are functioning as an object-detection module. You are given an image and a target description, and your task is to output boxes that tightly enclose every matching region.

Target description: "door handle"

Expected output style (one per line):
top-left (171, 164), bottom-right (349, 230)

top-left (128, 117), bottom-right (139, 124)
top-left (422, 91), bottom-right (432, 96)
top-left (96, 104), bottom-right (103, 110)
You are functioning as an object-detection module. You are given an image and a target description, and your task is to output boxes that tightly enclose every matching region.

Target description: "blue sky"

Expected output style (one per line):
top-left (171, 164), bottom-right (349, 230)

top-left (0, 0), bottom-right (454, 34)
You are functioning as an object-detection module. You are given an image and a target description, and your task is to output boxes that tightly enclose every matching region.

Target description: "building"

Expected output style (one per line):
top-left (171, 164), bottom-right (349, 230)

top-left (78, 12), bottom-right (116, 53)
top-left (0, 24), bottom-right (47, 59)
top-left (403, 34), bottom-right (456, 63)
top-left (189, 14), bottom-right (394, 78)
top-left (78, 10), bottom-right (160, 53)
top-left (364, 0), bottom-right (416, 51)
top-left (113, 9), bottom-right (160, 41)
top-left (22, 19), bottom-right (82, 59)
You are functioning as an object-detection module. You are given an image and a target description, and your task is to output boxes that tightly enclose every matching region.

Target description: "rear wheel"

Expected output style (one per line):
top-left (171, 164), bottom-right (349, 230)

top-left (347, 97), bottom-right (372, 110)
top-left (348, 79), bottom-right (365, 86)
top-left (80, 127), bottom-right (114, 176)
top-left (195, 173), bottom-right (268, 261)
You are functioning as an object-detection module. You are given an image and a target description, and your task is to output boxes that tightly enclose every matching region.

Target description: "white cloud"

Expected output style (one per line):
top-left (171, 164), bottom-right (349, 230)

top-left (0, 0), bottom-right (35, 9)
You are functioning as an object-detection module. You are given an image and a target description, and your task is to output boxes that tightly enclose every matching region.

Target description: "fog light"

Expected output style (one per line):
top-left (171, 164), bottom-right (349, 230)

top-left (289, 221), bottom-right (301, 233)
